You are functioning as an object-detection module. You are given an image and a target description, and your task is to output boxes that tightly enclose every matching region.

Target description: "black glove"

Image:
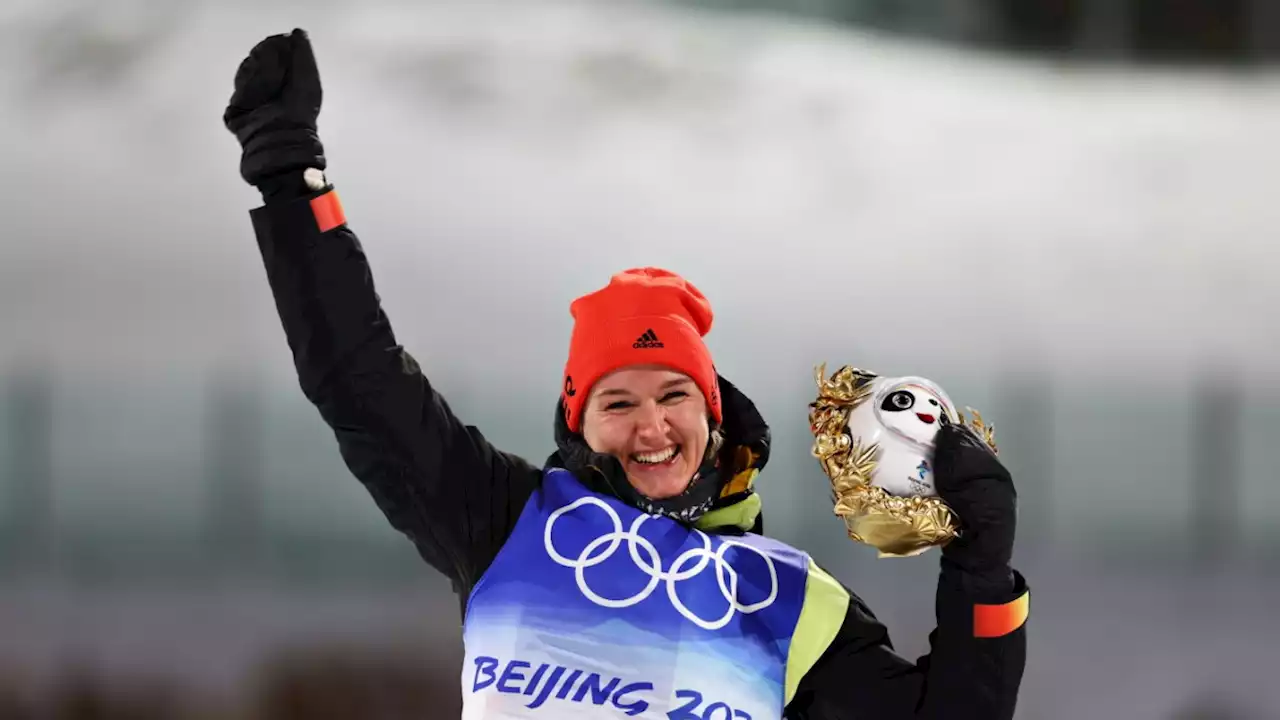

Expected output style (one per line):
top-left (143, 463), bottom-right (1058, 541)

top-left (932, 419), bottom-right (1017, 593)
top-left (223, 28), bottom-right (326, 187)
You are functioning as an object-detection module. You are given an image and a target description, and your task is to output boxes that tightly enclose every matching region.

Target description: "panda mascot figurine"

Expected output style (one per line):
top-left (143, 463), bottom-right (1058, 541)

top-left (808, 364), bottom-right (998, 558)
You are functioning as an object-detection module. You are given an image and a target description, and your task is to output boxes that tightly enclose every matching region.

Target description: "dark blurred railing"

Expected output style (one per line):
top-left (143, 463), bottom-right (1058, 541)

top-left (675, 0), bottom-right (1280, 63)
top-left (1, 361), bottom-right (1271, 585)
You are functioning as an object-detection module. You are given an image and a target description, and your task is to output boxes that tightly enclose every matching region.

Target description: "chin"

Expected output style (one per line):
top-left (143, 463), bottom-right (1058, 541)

top-left (626, 463), bottom-right (695, 500)
top-left (638, 482), bottom-right (690, 500)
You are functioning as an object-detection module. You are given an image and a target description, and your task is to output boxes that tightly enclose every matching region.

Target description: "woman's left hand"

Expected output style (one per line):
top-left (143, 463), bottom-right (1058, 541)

top-left (932, 420), bottom-right (1018, 589)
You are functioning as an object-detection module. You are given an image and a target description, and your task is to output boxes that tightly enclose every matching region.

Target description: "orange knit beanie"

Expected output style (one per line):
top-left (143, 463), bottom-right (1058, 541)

top-left (561, 267), bottom-right (721, 433)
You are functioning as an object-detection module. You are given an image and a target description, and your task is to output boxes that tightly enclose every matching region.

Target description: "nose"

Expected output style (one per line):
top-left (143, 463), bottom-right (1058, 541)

top-left (632, 401), bottom-right (669, 438)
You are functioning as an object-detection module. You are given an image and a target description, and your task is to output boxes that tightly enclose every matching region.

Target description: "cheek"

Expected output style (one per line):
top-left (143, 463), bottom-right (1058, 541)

top-left (582, 414), bottom-right (629, 453)
top-left (669, 406), bottom-right (710, 443)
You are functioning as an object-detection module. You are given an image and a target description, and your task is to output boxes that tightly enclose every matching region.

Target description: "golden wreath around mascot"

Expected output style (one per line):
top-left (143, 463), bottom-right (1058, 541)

top-left (809, 364), bottom-right (999, 558)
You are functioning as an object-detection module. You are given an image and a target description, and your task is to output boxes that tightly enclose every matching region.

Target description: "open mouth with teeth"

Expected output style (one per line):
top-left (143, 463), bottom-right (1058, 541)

top-left (630, 445), bottom-right (681, 467)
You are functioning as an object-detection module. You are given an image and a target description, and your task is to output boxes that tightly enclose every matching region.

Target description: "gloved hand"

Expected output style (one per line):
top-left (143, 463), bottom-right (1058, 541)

top-left (223, 28), bottom-right (326, 187)
top-left (932, 419), bottom-right (1017, 592)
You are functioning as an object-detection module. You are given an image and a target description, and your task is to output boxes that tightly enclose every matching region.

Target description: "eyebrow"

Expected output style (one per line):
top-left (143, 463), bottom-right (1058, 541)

top-left (595, 378), bottom-right (693, 398)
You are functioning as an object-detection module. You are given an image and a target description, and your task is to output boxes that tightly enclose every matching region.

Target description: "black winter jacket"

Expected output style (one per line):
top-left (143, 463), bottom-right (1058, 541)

top-left (245, 177), bottom-right (1028, 720)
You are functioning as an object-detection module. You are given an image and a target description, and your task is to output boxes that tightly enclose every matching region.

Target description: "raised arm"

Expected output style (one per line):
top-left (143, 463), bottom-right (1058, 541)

top-left (785, 566), bottom-right (1027, 719)
top-left (224, 30), bottom-right (541, 598)
top-left (787, 423), bottom-right (1029, 719)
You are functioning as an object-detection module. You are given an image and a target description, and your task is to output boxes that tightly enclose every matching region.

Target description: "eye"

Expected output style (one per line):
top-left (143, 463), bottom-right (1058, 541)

top-left (660, 391), bottom-right (689, 403)
top-left (880, 390), bottom-right (915, 412)
top-left (604, 400), bottom-right (634, 411)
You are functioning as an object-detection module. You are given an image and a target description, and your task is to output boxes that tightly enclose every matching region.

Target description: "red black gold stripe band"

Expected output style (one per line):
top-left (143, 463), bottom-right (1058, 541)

top-left (973, 590), bottom-right (1029, 638)
top-left (310, 190), bottom-right (346, 233)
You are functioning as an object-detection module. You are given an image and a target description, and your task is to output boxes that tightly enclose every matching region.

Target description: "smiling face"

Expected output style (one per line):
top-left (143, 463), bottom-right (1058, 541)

top-left (580, 365), bottom-right (710, 500)
top-left (877, 382), bottom-right (950, 446)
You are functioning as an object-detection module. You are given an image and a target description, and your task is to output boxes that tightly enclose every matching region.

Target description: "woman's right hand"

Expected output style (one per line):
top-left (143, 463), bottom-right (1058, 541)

top-left (223, 28), bottom-right (327, 186)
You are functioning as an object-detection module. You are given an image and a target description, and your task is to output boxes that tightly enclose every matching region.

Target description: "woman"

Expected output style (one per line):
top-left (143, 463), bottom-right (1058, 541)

top-left (224, 29), bottom-right (1028, 720)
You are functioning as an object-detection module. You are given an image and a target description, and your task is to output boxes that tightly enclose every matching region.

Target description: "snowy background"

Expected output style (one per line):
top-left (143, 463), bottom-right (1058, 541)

top-left (0, 0), bottom-right (1277, 717)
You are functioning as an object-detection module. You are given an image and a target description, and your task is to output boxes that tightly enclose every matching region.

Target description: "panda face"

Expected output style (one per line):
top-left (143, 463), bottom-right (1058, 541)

top-left (877, 383), bottom-right (949, 446)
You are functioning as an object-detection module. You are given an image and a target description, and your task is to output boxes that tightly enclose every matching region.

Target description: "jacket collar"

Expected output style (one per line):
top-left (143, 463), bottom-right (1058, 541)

top-left (544, 373), bottom-right (771, 533)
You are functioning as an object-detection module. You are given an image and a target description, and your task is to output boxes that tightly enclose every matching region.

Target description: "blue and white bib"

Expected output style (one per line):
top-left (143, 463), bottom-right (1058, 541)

top-left (460, 468), bottom-right (838, 720)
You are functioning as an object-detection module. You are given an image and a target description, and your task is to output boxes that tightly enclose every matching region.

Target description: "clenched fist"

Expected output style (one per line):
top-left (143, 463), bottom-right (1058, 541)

top-left (932, 420), bottom-right (1018, 592)
top-left (224, 28), bottom-right (326, 186)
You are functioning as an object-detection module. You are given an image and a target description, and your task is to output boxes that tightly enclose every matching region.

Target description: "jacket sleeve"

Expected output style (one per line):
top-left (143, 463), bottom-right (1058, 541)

top-left (785, 565), bottom-right (1029, 720)
top-left (246, 180), bottom-right (543, 596)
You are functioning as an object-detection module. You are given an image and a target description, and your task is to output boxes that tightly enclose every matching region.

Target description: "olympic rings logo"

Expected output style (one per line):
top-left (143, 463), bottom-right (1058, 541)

top-left (543, 497), bottom-right (779, 631)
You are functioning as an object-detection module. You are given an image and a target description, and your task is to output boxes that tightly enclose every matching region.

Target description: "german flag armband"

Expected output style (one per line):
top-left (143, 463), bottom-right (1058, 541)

top-left (309, 188), bottom-right (346, 234)
top-left (972, 589), bottom-right (1029, 638)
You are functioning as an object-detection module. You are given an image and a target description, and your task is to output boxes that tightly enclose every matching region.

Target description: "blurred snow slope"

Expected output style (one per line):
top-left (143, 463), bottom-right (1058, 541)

top-left (0, 0), bottom-right (1276, 386)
